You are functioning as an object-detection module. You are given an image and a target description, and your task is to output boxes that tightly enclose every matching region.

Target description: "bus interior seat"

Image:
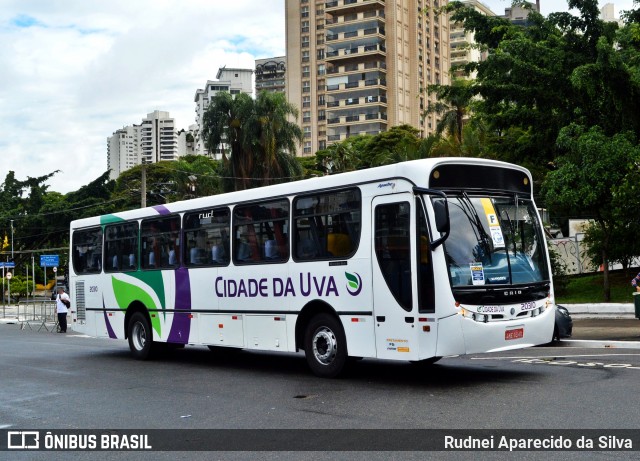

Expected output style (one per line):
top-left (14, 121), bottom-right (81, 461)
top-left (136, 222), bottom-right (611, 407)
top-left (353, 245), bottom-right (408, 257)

top-left (327, 233), bottom-right (351, 256)
top-left (297, 238), bottom-right (317, 259)
top-left (264, 239), bottom-right (279, 259)
top-left (236, 242), bottom-right (251, 261)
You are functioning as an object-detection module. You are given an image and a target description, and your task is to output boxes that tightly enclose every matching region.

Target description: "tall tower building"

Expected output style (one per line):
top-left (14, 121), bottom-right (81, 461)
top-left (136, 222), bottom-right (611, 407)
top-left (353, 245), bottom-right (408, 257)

top-left (285, 0), bottom-right (450, 156)
top-left (107, 110), bottom-right (179, 180)
top-left (450, 0), bottom-right (496, 79)
top-left (193, 67), bottom-right (254, 158)
top-left (140, 110), bottom-right (179, 164)
top-left (107, 126), bottom-right (140, 180)
top-left (255, 57), bottom-right (287, 94)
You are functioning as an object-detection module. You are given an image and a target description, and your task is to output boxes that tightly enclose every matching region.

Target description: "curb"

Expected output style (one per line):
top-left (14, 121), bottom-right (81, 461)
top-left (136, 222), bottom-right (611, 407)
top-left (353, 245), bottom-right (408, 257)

top-left (562, 303), bottom-right (634, 317)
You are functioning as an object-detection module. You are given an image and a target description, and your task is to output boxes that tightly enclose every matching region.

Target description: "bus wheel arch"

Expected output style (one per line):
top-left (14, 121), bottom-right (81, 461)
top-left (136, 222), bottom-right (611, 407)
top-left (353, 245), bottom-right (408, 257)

top-left (125, 302), bottom-right (154, 360)
top-left (295, 300), bottom-right (341, 351)
top-left (297, 302), bottom-right (349, 378)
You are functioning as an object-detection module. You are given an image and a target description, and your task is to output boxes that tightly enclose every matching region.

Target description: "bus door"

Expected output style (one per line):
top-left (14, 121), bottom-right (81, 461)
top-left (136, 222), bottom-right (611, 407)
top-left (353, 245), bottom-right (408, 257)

top-left (371, 194), bottom-right (420, 360)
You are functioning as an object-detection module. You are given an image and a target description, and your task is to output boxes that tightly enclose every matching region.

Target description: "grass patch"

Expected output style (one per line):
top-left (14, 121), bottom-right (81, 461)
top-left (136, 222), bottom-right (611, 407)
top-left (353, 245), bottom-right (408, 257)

top-left (556, 270), bottom-right (637, 304)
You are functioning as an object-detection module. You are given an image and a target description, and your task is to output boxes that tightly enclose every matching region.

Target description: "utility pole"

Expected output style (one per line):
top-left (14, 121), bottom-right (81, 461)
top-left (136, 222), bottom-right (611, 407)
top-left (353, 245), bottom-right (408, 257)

top-left (141, 163), bottom-right (147, 208)
top-left (10, 219), bottom-right (14, 260)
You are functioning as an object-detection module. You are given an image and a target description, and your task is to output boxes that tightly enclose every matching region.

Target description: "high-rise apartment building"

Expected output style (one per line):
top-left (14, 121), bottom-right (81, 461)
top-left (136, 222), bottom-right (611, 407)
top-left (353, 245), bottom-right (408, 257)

top-left (255, 57), bottom-right (287, 94)
top-left (501, 0), bottom-right (539, 25)
top-left (450, 0), bottom-right (495, 79)
top-left (193, 67), bottom-right (254, 158)
top-left (286, 0), bottom-right (450, 156)
top-left (108, 125), bottom-right (140, 180)
top-left (107, 110), bottom-right (180, 180)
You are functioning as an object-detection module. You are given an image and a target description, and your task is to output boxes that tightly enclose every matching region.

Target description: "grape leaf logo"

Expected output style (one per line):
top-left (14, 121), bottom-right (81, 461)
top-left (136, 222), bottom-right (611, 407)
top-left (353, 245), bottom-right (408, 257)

top-left (345, 272), bottom-right (362, 296)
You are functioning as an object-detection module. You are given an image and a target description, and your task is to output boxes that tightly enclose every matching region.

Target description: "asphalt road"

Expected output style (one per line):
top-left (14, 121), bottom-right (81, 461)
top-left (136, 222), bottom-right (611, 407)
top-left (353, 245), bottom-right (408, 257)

top-left (2, 323), bottom-right (640, 461)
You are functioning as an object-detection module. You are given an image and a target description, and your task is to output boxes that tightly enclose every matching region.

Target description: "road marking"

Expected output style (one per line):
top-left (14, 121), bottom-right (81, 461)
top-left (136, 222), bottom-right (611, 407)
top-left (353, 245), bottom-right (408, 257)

top-left (471, 354), bottom-right (640, 371)
top-left (472, 353), bottom-right (640, 360)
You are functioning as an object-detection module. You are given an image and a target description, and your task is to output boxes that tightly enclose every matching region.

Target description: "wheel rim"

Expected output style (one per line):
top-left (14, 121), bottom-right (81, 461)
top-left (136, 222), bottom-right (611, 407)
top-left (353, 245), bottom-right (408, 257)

top-left (132, 321), bottom-right (146, 351)
top-left (312, 326), bottom-right (337, 366)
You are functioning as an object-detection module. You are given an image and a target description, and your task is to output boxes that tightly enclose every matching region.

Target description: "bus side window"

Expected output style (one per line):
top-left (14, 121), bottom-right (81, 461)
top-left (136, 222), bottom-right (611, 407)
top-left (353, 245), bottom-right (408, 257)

top-left (293, 188), bottom-right (361, 261)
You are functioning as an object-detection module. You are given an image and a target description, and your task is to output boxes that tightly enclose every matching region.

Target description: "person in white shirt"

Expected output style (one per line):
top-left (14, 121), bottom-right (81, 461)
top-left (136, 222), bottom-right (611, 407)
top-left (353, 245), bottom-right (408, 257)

top-left (55, 287), bottom-right (70, 333)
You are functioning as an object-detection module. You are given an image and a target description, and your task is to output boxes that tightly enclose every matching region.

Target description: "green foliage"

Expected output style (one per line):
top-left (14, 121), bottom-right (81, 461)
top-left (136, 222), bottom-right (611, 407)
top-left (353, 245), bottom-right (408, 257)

top-left (556, 271), bottom-right (636, 304)
top-left (425, 78), bottom-right (473, 144)
top-left (542, 125), bottom-right (640, 300)
top-left (2, 275), bottom-right (35, 302)
top-left (447, 0), bottom-right (640, 175)
top-left (201, 90), bottom-right (303, 191)
top-left (548, 245), bottom-right (570, 296)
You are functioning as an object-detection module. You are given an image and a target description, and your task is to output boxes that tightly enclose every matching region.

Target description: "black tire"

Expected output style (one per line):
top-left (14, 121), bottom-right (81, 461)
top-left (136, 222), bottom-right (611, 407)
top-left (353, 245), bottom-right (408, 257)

top-left (128, 312), bottom-right (154, 360)
top-left (304, 313), bottom-right (348, 378)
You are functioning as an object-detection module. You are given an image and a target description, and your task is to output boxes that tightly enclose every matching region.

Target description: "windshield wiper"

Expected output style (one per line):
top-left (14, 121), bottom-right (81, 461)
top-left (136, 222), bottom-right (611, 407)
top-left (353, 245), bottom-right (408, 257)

top-left (460, 192), bottom-right (493, 262)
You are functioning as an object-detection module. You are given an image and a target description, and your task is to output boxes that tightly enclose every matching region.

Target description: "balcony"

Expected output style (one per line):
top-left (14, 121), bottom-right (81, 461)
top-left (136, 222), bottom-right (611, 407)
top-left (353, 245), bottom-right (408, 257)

top-left (325, 42), bottom-right (386, 63)
top-left (325, 0), bottom-right (386, 15)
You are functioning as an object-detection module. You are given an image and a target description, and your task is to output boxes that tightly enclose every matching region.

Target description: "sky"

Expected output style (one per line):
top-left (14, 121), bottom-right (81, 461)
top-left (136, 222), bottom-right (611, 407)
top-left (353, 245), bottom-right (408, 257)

top-left (0, 0), bottom-right (636, 194)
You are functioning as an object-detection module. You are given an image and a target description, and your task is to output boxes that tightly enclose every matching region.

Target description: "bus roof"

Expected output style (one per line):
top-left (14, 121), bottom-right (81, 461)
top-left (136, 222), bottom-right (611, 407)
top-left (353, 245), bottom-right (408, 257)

top-left (71, 158), bottom-right (530, 229)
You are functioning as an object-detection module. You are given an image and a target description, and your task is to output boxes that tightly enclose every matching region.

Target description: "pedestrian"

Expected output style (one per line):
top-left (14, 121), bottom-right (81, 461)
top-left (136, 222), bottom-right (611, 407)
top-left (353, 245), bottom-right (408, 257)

top-left (632, 272), bottom-right (640, 292)
top-left (55, 287), bottom-right (70, 333)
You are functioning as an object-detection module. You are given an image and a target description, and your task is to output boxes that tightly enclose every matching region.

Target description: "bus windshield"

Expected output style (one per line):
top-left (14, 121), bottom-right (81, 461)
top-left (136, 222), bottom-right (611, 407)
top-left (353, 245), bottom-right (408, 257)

top-left (438, 194), bottom-right (549, 289)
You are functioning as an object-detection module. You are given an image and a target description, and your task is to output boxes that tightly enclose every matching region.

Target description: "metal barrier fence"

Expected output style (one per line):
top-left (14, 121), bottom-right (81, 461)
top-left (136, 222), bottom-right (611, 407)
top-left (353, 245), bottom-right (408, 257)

top-left (4, 300), bottom-right (60, 332)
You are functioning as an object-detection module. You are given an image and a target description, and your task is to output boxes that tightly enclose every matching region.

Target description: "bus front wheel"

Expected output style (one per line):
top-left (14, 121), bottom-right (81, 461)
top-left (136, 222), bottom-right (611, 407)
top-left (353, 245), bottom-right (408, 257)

top-left (304, 313), bottom-right (347, 378)
top-left (128, 312), bottom-right (154, 360)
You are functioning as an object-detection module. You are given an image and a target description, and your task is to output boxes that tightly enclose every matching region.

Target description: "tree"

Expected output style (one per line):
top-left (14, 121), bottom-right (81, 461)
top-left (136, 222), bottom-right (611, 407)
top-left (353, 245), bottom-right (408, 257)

top-left (316, 136), bottom-right (365, 174)
top-left (247, 91), bottom-right (304, 187)
top-left (542, 124), bottom-right (640, 301)
top-left (446, 0), bottom-right (640, 176)
top-left (201, 91), bottom-right (303, 191)
top-left (424, 78), bottom-right (473, 146)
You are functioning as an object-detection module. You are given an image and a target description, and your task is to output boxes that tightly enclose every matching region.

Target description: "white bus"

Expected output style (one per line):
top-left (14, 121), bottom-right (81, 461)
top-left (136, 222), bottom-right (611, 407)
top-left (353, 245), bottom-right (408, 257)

top-left (69, 158), bottom-right (554, 377)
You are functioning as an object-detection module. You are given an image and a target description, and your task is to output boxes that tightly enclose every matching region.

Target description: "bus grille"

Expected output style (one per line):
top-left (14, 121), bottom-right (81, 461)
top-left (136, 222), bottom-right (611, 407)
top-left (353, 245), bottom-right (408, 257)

top-left (75, 281), bottom-right (86, 320)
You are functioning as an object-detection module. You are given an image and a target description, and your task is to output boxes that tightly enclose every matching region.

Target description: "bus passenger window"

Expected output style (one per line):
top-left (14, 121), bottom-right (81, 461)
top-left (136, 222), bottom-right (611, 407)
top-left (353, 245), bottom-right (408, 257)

top-left (293, 188), bottom-right (361, 261)
top-left (183, 207), bottom-right (231, 267)
top-left (141, 216), bottom-right (180, 270)
top-left (233, 199), bottom-right (289, 265)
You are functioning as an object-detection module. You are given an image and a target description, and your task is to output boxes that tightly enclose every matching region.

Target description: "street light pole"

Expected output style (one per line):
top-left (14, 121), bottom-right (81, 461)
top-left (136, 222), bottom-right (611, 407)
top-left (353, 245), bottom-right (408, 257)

top-left (10, 219), bottom-right (14, 260)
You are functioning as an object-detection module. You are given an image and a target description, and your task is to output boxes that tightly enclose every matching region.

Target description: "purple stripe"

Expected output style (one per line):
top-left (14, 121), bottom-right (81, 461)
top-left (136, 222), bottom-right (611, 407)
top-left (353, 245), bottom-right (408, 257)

top-left (152, 205), bottom-right (171, 215)
top-left (168, 268), bottom-right (191, 344)
top-left (103, 296), bottom-right (117, 339)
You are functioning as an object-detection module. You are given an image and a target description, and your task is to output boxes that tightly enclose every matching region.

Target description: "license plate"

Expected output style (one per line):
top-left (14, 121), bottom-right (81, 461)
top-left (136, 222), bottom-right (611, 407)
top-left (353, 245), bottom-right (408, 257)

top-left (505, 328), bottom-right (524, 340)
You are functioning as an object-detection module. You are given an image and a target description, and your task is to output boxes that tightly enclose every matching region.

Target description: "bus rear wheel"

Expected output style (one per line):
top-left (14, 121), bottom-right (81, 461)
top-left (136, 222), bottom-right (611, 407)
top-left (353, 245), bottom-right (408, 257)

top-left (304, 313), bottom-right (347, 378)
top-left (128, 312), bottom-right (154, 360)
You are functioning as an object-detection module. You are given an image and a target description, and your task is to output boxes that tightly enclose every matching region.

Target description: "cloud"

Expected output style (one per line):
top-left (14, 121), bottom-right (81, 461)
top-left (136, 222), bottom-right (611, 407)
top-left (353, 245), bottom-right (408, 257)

top-left (0, 0), bottom-right (285, 194)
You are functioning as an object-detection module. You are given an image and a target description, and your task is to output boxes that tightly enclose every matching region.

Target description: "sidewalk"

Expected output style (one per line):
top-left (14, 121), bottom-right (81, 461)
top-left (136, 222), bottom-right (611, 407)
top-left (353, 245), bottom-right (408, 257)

top-left (570, 318), bottom-right (640, 341)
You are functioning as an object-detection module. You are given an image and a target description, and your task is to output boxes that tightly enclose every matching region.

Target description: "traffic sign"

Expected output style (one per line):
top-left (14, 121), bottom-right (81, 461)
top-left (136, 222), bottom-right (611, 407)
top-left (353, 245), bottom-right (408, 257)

top-left (6, 272), bottom-right (12, 280)
top-left (0, 262), bottom-right (15, 268)
top-left (40, 255), bottom-right (60, 267)
top-left (53, 267), bottom-right (58, 273)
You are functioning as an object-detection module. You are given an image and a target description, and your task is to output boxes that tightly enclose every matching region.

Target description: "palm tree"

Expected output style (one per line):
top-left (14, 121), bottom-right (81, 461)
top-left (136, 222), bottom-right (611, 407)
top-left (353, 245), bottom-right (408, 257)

top-left (201, 91), bottom-right (303, 191)
top-left (247, 91), bottom-right (303, 187)
top-left (424, 79), bottom-right (473, 146)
